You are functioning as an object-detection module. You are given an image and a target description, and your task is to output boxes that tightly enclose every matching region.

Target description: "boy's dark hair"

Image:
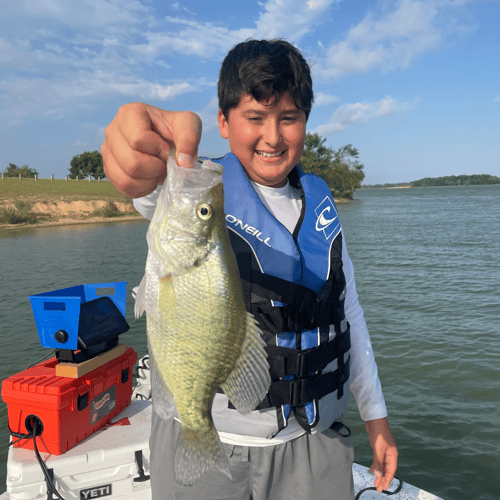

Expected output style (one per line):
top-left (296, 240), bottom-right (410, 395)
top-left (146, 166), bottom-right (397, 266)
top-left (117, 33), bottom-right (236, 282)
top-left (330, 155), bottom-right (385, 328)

top-left (218, 39), bottom-right (314, 121)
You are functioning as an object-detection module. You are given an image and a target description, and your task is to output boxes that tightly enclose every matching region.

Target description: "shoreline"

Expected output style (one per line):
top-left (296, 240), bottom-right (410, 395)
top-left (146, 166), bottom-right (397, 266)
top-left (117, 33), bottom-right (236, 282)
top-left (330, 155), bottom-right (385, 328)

top-left (1, 195), bottom-right (352, 232)
top-left (0, 214), bottom-right (146, 232)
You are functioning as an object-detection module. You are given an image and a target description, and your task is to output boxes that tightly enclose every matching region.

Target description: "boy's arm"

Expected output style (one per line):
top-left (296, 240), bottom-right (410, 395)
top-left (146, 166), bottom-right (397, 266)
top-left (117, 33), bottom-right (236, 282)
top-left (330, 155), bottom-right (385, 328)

top-left (341, 235), bottom-right (398, 492)
top-left (101, 103), bottom-right (202, 198)
top-left (365, 417), bottom-right (398, 493)
top-left (342, 235), bottom-right (387, 420)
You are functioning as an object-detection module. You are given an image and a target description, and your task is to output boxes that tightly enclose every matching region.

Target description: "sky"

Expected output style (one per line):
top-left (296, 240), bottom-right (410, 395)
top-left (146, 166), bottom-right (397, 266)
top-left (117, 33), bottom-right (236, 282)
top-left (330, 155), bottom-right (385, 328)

top-left (0, 0), bottom-right (499, 185)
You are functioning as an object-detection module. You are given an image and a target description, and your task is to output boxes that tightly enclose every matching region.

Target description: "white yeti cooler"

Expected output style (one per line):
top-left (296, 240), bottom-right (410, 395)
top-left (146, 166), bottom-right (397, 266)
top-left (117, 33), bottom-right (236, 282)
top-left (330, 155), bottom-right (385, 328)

top-left (6, 400), bottom-right (151, 500)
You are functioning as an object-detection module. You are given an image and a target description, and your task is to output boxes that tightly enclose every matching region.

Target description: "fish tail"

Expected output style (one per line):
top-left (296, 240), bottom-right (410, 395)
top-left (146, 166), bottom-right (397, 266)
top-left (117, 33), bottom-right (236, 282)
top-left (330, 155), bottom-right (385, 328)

top-left (174, 425), bottom-right (232, 486)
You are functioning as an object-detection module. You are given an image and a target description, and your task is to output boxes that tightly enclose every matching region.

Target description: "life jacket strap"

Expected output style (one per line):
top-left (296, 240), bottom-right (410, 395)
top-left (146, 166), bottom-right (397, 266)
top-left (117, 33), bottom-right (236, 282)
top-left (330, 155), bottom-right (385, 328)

top-left (240, 273), bottom-right (319, 307)
top-left (247, 279), bottom-right (336, 334)
top-left (254, 357), bottom-right (350, 409)
top-left (263, 329), bottom-right (351, 378)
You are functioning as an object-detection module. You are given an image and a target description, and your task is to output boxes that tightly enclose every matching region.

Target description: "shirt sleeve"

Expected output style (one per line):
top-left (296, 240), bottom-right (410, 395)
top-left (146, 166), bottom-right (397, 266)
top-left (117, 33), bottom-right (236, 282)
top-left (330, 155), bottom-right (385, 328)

top-left (133, 185), bottom-right (162, 221)
top-left (342, 233), bottom-right (388, 421)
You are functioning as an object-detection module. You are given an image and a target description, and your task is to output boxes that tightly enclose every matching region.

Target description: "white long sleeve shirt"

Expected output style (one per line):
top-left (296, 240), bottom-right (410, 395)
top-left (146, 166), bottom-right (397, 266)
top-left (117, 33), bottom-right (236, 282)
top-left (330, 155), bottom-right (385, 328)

top-left (133, 177), bottom-right (387, 445)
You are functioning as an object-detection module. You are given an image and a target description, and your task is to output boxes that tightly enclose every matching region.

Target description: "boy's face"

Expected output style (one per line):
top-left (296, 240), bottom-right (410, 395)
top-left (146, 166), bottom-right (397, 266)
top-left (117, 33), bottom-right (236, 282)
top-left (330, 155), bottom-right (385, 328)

top-left (217, 92), bottom-right (306, 188)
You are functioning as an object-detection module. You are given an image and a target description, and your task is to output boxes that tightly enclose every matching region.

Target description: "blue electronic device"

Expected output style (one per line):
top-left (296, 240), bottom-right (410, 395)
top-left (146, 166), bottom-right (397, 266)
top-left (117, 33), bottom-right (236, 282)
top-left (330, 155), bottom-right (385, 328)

top-left (29, 282), bottom-right (129, 356)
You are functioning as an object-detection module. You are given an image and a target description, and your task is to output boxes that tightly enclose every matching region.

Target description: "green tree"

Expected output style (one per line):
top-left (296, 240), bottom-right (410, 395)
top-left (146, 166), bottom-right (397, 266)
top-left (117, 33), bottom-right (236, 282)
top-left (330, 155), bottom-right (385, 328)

top-left (3, 163), bottom-right (39, 178)
top-left (299, 133), bottom-right (334, 175)
top-left (69, 151), bottom-right (105, 179)
top-left (330, 144), bottom-right (365, 198)
top-left (299, 133), bottom-right (365, 198)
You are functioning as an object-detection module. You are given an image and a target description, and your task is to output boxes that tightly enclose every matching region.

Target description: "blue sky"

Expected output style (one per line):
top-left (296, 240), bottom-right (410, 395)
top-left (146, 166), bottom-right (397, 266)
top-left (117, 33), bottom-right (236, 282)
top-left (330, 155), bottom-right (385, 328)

top-left (1, 0), bottom-right (499, 185)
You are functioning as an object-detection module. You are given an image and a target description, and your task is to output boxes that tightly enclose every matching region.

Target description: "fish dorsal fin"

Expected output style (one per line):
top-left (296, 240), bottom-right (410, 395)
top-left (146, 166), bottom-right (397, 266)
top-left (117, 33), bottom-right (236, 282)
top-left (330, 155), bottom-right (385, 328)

top-left (134, 272), bottom-right (147, 319)
top-left (220, 312), bottom-right (271, 414)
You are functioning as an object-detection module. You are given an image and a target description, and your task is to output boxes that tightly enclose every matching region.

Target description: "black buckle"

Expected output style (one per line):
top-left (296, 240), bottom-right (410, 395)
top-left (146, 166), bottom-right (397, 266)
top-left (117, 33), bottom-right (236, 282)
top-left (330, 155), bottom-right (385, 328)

top-left (278, 350), bottom-right (310, 378)
top-left (296, 350), bottom-right (309, 377)
top-left (281, 305), bottom-right (301, 332)
top-left (300, 280), bottom-right (332, 326)
top-left (289, 379), bottom-right (304, 406)
top-left (273, 352), bottom-right (289, 377)
top-left (289, 376), bottom-right (319, 406)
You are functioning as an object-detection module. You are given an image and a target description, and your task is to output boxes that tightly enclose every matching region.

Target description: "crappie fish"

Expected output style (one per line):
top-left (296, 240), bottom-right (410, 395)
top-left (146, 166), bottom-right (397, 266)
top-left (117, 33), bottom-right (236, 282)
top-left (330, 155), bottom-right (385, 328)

top-left (135, 157), bottom-right (271, 486)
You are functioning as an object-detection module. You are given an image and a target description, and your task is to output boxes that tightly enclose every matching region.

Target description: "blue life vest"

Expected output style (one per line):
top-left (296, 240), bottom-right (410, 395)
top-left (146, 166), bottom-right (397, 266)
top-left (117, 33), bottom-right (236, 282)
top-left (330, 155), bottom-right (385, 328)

top-left (213, 153), bottom-right (351, 438)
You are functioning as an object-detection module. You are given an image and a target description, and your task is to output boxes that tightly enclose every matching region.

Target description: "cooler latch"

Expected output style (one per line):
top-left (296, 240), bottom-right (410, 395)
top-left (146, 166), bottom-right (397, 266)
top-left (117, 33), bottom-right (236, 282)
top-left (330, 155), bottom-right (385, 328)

top-left (134, 450), bottom-right (150, 483)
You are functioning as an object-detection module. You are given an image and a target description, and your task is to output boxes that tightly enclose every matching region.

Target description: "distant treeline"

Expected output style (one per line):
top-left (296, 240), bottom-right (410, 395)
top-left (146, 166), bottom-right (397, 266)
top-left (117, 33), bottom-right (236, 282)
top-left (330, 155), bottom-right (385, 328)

top-left (411, 174), bottom-right (500, 187)
top-left (3, 151), bottom-right (105, 180)
top-left (363, 174), bottom-right (500, 189)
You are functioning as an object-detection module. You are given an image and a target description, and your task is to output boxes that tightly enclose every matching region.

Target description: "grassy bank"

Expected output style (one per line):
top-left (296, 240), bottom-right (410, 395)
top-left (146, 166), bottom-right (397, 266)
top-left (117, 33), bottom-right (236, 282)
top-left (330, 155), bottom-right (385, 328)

top-left (0, 177), bottom-right (132, 203)
top-left (0, 178), bottom-right (139, 228)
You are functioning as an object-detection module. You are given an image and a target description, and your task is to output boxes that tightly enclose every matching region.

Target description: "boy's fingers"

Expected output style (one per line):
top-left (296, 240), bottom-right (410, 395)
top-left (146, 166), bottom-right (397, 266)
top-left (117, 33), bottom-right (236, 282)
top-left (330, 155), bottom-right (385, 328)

top-left (137, 105), bottom-right (202, 163)
top-left (102, 103), bottom-right (202, 197)
top-left (369, 464), bottom-right (384, 491)
top-left (117, 103), bottom-right (173, 164)
top-left (380, 454), bottom-right (398, 491)
top-left (370, 454), bottom-right (398, 492)
top-left (102, 143), bottom-right (160, 198)
top-left (365, 417), bottom-right (398, 493)
top-left (104, 125), bottom-right (168, 181)
top-left (176, 154), bottom-right (195, 168)
top-left (170, 111), bottom-right (202, 167)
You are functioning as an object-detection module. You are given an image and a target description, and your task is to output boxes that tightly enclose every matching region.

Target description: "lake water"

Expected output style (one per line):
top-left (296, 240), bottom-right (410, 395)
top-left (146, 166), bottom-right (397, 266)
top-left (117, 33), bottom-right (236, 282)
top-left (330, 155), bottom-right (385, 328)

top-left (1, 184), bottom-right (499, 500)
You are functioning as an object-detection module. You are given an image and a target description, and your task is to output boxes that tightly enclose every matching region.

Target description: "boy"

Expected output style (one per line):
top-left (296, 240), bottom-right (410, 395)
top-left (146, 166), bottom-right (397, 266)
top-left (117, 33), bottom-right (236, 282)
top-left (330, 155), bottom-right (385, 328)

top-left (101, 39), bottom-right (397, 500)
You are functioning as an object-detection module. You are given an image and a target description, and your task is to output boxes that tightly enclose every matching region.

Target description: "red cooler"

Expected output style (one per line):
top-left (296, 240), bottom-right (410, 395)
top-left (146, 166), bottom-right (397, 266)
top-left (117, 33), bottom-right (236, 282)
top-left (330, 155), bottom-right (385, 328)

top-left (2, 346), bottom-right (137, 455)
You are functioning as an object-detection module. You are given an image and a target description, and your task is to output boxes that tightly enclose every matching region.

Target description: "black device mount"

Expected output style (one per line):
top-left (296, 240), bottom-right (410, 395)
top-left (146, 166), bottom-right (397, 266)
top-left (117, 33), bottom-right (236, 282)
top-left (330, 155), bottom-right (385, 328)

top-left (55, 296), bottom-right (130, 364)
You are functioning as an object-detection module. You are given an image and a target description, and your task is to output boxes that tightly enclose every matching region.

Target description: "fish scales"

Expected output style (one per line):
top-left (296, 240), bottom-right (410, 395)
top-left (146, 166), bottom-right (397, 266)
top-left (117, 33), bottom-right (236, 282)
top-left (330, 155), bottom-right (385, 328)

top-left (135, 157), bottom-right (271, 486)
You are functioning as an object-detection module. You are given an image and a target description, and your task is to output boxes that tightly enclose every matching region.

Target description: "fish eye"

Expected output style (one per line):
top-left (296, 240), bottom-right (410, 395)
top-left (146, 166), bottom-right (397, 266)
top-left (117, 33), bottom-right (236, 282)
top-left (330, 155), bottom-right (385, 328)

top-left (196, 202), bottom-right (213, 220)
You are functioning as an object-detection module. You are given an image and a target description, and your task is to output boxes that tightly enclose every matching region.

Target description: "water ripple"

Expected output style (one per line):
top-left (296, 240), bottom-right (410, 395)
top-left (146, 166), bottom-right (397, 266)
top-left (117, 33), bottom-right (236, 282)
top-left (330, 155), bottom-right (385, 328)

top-left (340, 185), bottom-right (500, 500)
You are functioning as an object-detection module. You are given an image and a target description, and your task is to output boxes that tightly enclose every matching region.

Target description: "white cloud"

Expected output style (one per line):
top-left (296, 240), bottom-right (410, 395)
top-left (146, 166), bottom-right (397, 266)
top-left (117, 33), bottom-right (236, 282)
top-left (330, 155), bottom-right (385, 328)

top-left (495, 94), bottom-right (500, 102)
top-left (132, 0), bottom-right (339, 60)
top-left (9, 0), bottom-right (152, 29)
top-left (315, 0), bottom-right (442, 79)
top-left (0, 0), bottom-right (341, 127)
top-left (0, 0), bottom-right (221, 125)
top-left (136, 19), bottom-right (254, 59)
top-left (0, 38), bottom-right (37, 72)
top-left (196, 96), bottom-right (220, 133)
top-left (108, 80), bottom-right (197, 100)
top-left (314, 92), bottom-right (339, 106)
top-left (254, 0), bottom-right (337, 41)
top-left (436, 0), bottom-right (470, 6)
top-left (170, 1), bottom-right (196, 16)
top-left (0, 0), bottom-right (340, 90)
top-left (0, 0), bottom-right (473, 128)
top-left (0, 73), bottom-right (210, 126)
top-left (312, 96), bottom-right (415, 135)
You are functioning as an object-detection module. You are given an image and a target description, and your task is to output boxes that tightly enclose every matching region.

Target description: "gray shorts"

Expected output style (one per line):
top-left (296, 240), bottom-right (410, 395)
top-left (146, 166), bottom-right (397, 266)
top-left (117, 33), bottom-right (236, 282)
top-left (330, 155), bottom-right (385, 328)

top-left (150, 410), bottom-right (355, 500)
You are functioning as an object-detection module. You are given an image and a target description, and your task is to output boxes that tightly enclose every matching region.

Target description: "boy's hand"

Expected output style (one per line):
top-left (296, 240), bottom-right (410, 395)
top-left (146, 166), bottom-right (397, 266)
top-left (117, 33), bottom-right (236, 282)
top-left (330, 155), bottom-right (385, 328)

top-left (365, 417), bottom-right (398, 493)
top-left (101, 103), bottom-right (202, 198)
